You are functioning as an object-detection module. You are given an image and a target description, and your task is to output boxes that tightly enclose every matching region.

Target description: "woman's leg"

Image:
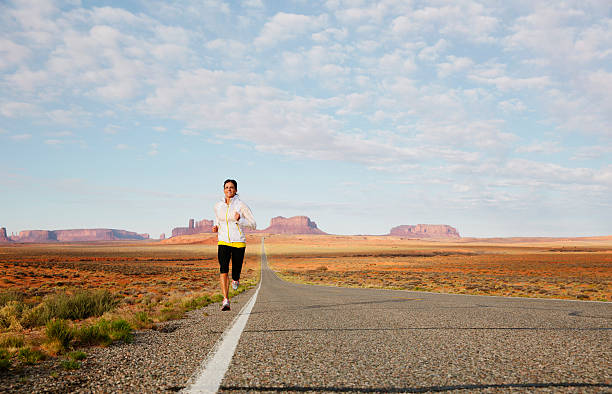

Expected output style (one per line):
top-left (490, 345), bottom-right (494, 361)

top-left (231, 246), bottom-right (246, 282)
top-left (219, 273), bottom-right (229, 300)
top-left (218, 245), bottom-right (231, 300)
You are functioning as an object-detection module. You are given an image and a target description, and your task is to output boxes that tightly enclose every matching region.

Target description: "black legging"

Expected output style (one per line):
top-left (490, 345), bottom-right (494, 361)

top-left (218, 244), bottom-right (245, 281)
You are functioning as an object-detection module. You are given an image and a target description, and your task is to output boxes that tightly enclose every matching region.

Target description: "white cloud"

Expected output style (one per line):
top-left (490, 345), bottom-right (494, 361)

top-left (180, 129), bottom-right (199, 136)
top-left (206, 39), bottom-right (247, 57)
top-left (571, 145), bottom-right (612, 161)
top-left (148, 143), bottom-right (158, 155)
top-left (255, 12), bottom-right (327, 48)
top-left (470, 73), bottom-right (551, 91)
top-left (104, 125), bottom-right (120, 134)
top-left (1, 102), bottom-right (36, 117)
top-left (47, 130), bottom-right (73, 137)
top-left (243, 0), bottom-right (264, 9)
top-left (312, 27), bottom-right (348, 43)
top-left (437, 55), bottom-right (474, 78)
top-left (6, 67), bottom-right (49, 92)
top-left (115, 143), bottom-right (128, 150)
top-left (153, 126), bottom-right (166, 132)
top-left (516, 140), bottom-right (563, 154)
top-left (505, 5), bottom-right (612, 66)
top-left (377, 50), bottom-right (416, 75)
top-left (44, 139), bottom-right (62, 145)
top-left (10, 134), bottom-right (32, 141)
top-left (417, 39), bottom-right (449, 62)
top-left (392, 2), bottom-right (499, 43)
top-left (498, 98), bottom-right (527, 113)
top-left (0, 38), bottom-right (32, 70)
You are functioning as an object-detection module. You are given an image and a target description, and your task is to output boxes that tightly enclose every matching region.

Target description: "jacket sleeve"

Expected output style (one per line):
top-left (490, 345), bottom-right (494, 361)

top-left (213, 203), bottom-right (219, 227)
top-left (237, 202), bottom-right (256, 230)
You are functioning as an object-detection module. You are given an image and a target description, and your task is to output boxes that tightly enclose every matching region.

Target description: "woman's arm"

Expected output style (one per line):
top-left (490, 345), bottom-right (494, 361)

top-left (237, 202), bottom-right (256, 230)
top-left (212, 203), bottom-right (220, 232)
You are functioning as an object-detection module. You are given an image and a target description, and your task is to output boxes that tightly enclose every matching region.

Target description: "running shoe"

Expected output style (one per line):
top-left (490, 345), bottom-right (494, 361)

top-left (221, 299), bottom-right (230, 311)
top-left (231, 280), bottom-right (239, 290)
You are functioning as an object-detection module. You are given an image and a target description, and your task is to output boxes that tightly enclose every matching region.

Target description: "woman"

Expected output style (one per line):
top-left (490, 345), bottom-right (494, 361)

top-left (212, 179), bottom-right (256, 311)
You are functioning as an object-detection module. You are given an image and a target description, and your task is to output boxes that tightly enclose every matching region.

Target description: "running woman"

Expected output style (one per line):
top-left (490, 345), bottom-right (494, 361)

top-left (212, 179), bottom-right (256, 311)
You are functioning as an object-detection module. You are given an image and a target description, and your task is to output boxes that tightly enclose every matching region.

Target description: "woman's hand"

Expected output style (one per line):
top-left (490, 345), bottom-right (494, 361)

top-left (212, 225), bottom-right (218, 233)
top-left (234, 212), bottom-right (241, 221)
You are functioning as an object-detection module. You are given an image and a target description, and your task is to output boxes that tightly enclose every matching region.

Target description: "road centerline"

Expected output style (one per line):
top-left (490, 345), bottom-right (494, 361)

top-left (183, 240), bottom-right (265, 394)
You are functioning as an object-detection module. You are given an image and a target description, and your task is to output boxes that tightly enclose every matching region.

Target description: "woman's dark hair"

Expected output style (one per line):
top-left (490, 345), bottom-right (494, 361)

top-left (224, 179), bottom-right (237, 190)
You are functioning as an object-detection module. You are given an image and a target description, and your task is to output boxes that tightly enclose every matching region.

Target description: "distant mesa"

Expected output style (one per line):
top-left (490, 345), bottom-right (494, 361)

top-left (4, 228), bottom-right (149, 243)
top-left (168, 215), bottom-right (326, 238)
top-left (0, 227), bottom-right (10, 243)
top-left (256, 216), bottom-right (327, 235)
top-left (171, 219), bottom-right (214, 237)
top-left (389, 224), bottom-right (460, 239)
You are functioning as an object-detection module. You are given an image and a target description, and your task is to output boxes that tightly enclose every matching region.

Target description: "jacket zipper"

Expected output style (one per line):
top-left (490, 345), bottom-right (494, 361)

top-left (225, 204), bottom-right (231, 242)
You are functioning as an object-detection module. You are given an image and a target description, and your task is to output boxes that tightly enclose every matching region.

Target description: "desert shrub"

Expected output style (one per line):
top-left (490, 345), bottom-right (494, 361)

top-left (183, 295), bottom-right (212, 311)
top-left (18, 347), bottom-right (46, 364)
top-left (45, 319), bottom-right (73, 350)
top-left (107, 319), bottom-right (132, 342)
top-left (20, 304), bottom-right (49, 328)
top-left (0, 301), bottom-right (27, 331)
top-left (61, 359), bottom-right (80, 370)
top-left (0, 291), bottom-right (24, 307)
top-left (158, 307), bottom-right (184, 322)
top-left (20, 290), bottom-right (119, 328)
top-left (0, 335), bottom-right (24, 349)
top-left (42, 290), bottom-right (119, 321)
top-left (75, 319), bottom-right (132, 345)
top-left (131, 311), bottom-right (151, 329)
top-left (68, 350), bottom-right (86, 361)
top-left (73, 323), bottom-right (111, 347)
top-left (0, 349), bottom-right (11, 370)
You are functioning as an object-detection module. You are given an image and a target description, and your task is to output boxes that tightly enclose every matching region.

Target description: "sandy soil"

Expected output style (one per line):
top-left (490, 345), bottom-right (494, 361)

top-left (261, 234), bottom-right (612, 302)
top-left (0, 240), bottom-right (260, 300)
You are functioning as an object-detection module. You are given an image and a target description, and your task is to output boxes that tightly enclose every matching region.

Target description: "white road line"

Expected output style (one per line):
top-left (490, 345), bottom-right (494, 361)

top-left (185, 283), bottom-right (261, 394)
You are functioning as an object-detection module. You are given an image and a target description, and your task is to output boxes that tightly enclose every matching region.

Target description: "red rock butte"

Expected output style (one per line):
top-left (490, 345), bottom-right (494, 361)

top-left (0, 227), bottom-right (9, 243)
top-left (389, 224), bottom-right (461, 239)
top-left (5, 229), bottom-right (149, 243)
top-left (171, 219), bottom-right (214, 237)
top-left (254, 216), bottom-right (327, 235)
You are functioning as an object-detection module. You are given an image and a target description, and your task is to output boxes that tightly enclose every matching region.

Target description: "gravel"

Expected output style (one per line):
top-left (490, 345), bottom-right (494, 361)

top-left (0, 289), bottom-right (256, 393)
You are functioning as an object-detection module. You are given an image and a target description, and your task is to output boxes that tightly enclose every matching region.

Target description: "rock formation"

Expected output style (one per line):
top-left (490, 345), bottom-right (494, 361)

top-left (171, 219), bottom-right (214, 237)
top-left (255, 216), bottom-right (327, 235)
top-left (389, 224), bottom-right (460, 239)
top-left (0, 227), bottom-right (11, 243)
top-left (10, 229), bottom-right (149, 243)
top-left (159, 233), bottom-right (165, 240)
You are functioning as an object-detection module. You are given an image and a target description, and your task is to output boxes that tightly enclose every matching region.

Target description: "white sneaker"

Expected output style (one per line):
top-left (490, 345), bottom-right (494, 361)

top-left (221, 298), bottom-right (230, 311)
top-left (231, 280), bottom-right (239, 290)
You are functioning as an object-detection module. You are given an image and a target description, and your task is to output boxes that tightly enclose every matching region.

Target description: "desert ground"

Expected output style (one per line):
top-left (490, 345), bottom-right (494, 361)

top-left (260, 234), bottom-right (612, 302)
top-left (0, 238), bottom-right (260, 373)
top-left (1, 233), bottom-right (610, 374)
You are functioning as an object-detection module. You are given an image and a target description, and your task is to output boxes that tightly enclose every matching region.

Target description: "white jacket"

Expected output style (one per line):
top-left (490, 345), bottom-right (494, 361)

top-left (214, 194), bottom-right (256, 245)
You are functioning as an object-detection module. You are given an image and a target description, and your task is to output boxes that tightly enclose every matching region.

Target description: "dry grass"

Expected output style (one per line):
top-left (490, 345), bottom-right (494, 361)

top-left (0, 239), bottom-right (260, 370)
top-left (263, 234), bottom-right (612, 302)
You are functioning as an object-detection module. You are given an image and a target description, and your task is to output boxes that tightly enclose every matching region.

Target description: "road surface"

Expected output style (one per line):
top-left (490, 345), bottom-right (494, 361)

top-left (202, 240), bottom-right (612, 392)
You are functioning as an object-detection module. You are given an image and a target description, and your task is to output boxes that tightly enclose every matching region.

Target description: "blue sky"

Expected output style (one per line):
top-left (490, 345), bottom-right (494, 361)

top-left (1, 0), bottom-right (611, 238)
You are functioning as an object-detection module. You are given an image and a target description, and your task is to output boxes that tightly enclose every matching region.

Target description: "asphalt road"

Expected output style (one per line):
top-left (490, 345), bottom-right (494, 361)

top-left (218, 240), bottom-right (611, 393)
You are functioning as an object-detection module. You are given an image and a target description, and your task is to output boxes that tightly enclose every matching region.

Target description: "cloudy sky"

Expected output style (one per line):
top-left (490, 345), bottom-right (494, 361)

top-left (1, 0), bottom-right (611, 238)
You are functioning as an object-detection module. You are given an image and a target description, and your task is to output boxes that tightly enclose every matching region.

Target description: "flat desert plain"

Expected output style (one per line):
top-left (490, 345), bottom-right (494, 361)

top-left (261, 234), bottom-right (612, 302)
top-left (2, 233), bottom-right (610, 304)
top-left (0, 234), bottom-right (609, 372)
top-left (0, 239), bottom-right (260, 304)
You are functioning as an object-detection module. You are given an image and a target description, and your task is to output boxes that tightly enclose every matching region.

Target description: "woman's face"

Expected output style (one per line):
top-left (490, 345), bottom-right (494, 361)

top-left (224, 182), bottom-right (237, 199)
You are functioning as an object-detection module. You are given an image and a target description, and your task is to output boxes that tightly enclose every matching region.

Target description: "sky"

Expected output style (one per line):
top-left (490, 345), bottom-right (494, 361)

top-left (1, 0), bottom-right (611, 238)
